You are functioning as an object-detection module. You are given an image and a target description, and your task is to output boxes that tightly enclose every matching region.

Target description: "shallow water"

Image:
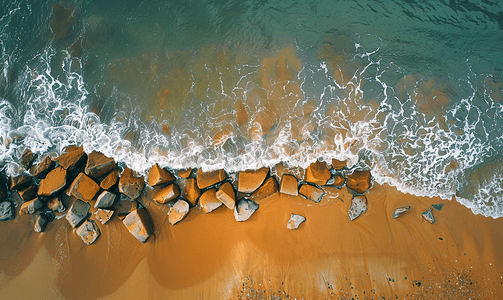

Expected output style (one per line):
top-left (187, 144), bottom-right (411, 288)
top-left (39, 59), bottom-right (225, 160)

top-left (1, 0), bottom-right (503, 217)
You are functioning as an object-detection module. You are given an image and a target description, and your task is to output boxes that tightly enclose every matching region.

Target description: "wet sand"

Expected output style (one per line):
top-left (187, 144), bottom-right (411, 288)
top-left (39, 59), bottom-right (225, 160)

top-left (1, 183), bottom-right (502, 299)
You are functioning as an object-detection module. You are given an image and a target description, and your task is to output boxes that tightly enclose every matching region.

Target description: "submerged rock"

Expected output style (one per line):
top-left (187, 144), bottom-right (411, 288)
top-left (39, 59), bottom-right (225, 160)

top-left (100, 169), bottom-right (120, 190)
top-left (287, 214), bottom-right (306, 230)
top-left (182, 178), bottom-right (201, 206)
top-left (196, 169), bottom-right (226, 189)
top-left (47, 196), bottom-right (66, 213)
top-left (199, 188), bottom-right (223, 213)
top-left (331, 158), bottom-right (347, 170)
top-left (119, 167), bottom-right (145, 200)
top-left (148, 164), bottom-right (175, 187)
top-left (94, 209), bottom-right (114, 225)
top-left (0, 201), bottom-right (15, 221)
top-left (77, 219), bottom-right (101, 245)
top-left (280, 174), bottom-right (298, 196)
top-left (392, 205), bottom-right (410, 219)
top-left (327, 174), bottom-right (345, 187)
top-left (250, 177), bottom-right (278, 201)
top-left (84, 151), bottom-right (116, 178)
top-left (19, 198), bottom-right (43, 215)
top-left (34, 214), bottom-right (48, 233)
top-left (94, 191), bottom-right (117, 209)
top-left (216, 182), bottom-right (236, 210)
top-left (9, 173), bottom-right (32, 190)
top-left (346, 170), bottom-right (371, 194)
top-left (168, 199), bottom-right (190, 225)
top-left (69, 173), bottom-right (100, 201)
top-left (299, 184), bottom-right (324, 203)
top-left (123, 208), bottom-right (152, 243)
top-left (305, 160), bottom-right (331, 185)
top-left (0, 179), bottom-right (7, 202)
top-left (422, 208), bottom-right (435, 224)
top-left (238, 167), bottom-right (269, 193)
top-left (30, 155), bottom-right (55, 179)
top-left (20, 148), bottom-right (36, 169)
top-left (153, 183), bottom-right (180, 204)
top-left (234, 198), bottom-right (259, 222)
top-left (38, 166), bottom-right (67, 197)
top-left (348, 195), bottom-right (368, 221)
top-left (56, 146), bottom-right (87, 173)
top-left (178, 168), bottom-right (192, 179)
top-left (66, 199), bottom-right (91, 228)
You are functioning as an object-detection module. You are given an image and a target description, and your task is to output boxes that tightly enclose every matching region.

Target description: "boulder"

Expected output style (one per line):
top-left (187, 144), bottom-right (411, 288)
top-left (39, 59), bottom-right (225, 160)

top-left (348, 195), bottom-right (367, 221)
top-left (56, 146), bottom-right (87, 173)
top-left (199, 188), bottom-right (223, 213)
top-left (94, 191), bottom-right (116, 209)
top-left (238, 167), bottom-right (269, 193)
top-left (47, 196), bottom-right (66, 212)
top-left (168, 199), bottom-right (190, 225)
top-left (280, 174), bottom-right (298, 196)
top-left (299, 184), bottom-right (324, 203)
top-left (123, 208), bottom-right (152, 243)
top-left (153, 183), bottom-right (180, 204)
top-left (216, 182), bottom-right (236, 210)
top-left (30, 155), bottom-right (55, 179)
top-left (422, 208), bottom-right (434, 224)
top-left (19, 198), bottom-right (43, 215)
top-left (178, 168), bottom-right (192, 178)
top-left (34, 214), bottom-right (48, 233)
top-left (0, 179), bottom-right (7, 202)
top-left (9, 172), bottom-right (32, 190)
top-left (250, 177), bottom-right (278, 201)
top-left (305, 160), bottom-right (331, 185)
top-left (287, 214), bottom-right (306, 230)
top-left (431, 203), bottom-right (444, 211)
top-left (331, 158), bottom-right (347, 170)
top-left (148, 164), bottom-right (175, 187)
top-left (114, 200), bottom-right (138, 218)
top-left (392, 205), bottom-right (410, 219)
top-left (0, 201), bottom-right (15, 221)
top-left (38, 166), bottom-right (67, 197)
top-left (20, 148), bottom-right (36, 169)
top-left (94, 209), bottom-right (114, 225)
top-left (69, 173), bottom-right (100, 201)
top-left (100, 169), bottom-right (120, 190)
top-left (234, 198), bottom-right (259, 222)
top-left (84, 151), bottom-right (116, 178)
top-left (196, 169), bottom-right (226, 189)
top-left (15, 185), bottom-right (38, 201)
top-left (76, 219), bottom-right (100, 245)
top-left (327, 174), bottom-right (345, 187)
top-left (66, 199), bottom-right (90, 228)
top-left (346, 169), bottom-right (371, 194)
top-left (182, 178), bottom-right (201, 206)
top-left (118, 167), bottom-right (145, 200)
top-left (44, 211), bottom-right (56, 222)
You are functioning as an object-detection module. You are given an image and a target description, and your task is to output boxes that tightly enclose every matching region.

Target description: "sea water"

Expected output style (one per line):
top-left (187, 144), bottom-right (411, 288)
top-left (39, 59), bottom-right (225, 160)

top-left (0, 0), bottom-right (502, 217)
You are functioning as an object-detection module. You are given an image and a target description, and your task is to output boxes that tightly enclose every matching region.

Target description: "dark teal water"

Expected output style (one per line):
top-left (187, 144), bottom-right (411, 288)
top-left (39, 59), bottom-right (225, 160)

top-left (1, 0), bottom-right (503, 217)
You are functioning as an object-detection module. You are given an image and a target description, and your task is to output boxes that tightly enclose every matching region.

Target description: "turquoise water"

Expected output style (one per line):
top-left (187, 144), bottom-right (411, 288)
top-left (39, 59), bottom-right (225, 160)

top-left (1, 0), bottom-right (503, 217)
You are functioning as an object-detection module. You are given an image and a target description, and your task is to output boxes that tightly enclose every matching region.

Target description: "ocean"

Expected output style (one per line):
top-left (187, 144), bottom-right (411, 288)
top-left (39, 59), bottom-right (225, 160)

top-left (0, 0), bottom-right (502, 217)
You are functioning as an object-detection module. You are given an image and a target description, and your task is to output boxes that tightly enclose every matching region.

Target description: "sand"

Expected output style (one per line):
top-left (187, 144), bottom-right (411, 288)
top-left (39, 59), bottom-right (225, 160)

top-left (1, 183), bottom-right (502, 299)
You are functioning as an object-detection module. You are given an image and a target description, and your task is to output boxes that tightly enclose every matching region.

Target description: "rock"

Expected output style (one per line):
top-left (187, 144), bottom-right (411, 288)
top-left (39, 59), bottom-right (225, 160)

top-left (0, 179), bottom-right (7, 202)
top-left (178, 168), bottom-right (192, 178)
top-left (305, 160), bottom-right (331, 185)
top-left (69, 173), bottom-right (100, 201)
top-left (348, 195), bottom-right (368, 221)
top-left (66, 199), bottom-right (91, 228)
top-left (30, 155), bottom-right (55, 179)
top-left (327, 174), bottom-right (345, 187)
top-left (392, 205), bottom-right (410, 219)
top-left (331, 158), bottom-right (347, 169)
top-left (84, 151), bottom-right (116, 178)
top-left (94, 191), bottom-right (116, 209)
top-left (422, 208), bottom-right (434, 224)
top-left (100, 169), bottom-right (120, 190)
top-left (0, 201), bottom-right (15, 221)
top-left (44, 210), bottom-right (56, 222)
top-left (118, 167), bottom-right (145, 200)
top-left (76, 219), bottom-right (100, 245)
top-left (153, 183), bottom-right (180, 204)
top-left (47, 196), bottom-right (66, 212)
top-left (9, 172), bottom-right (32, 190)
top-left (19, 198), bottom-right (43, 215)
top-left (168, 199), bottom-right (190, 225)
top-left (238, 167), bottom-right (269, 193)
top-left (287, 214), bottom-right (306, 230)
top-left (20, 149), bottom-right (36, 169)
top-left (299, 184), bottom-right (324, 203)
top-left (234, 198), bottom-right (259, 222)
top-left (15, 185), bottom-right (38, 201)
top-left (56, 146), bottom-right (87, 173)
top-left (346, 169), bottom-right (371, 194)
top-left (34, 214), bottom-right (48, 233)
top-left (182, 178), bottom-right (201, 206)
top-left (94, 209), bottom-right (114, 224)
top-left (114, 200), bottom-right (138, 218)
top-left (38, 166), bottom-right (67, 197)
top-left (196, 169), bottom-right (226, 189)
top-left (250, 177), bottom-right (278, 201)
top-left (199, 188), bottom-right (223, 213)
top-left (280, 174), bottom-right (298, 196)
top-left (431, 204), bottom-right (444, 211)
top-left (148, 164), bottom-right (175, 187)
top-left (123, 208), bottom-right (152, 243)
top-left (216, 182), bottom-right (236, 210)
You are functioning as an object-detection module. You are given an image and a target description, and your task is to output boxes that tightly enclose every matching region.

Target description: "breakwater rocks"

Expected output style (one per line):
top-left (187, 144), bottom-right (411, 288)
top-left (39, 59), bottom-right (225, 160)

top-left (0, 146), bottom-right (375, 245)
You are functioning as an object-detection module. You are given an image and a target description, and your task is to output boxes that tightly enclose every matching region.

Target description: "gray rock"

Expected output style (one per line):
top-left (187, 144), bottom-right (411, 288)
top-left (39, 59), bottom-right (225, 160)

top-left (19, 198), bottom-right (43, 215)
top-left (0, 201), bottom-right (15, 221)
top-left (123, 208), bottom-right (152, 243)
top-left (94, 191), bottom-right (116, 209)
top-left (392, 205), bottom-right (410, 219)
top-left (76, 219), bottom-right (100, 245)
top-left (34, 214), bottom-right (48, 232)
top-left (234, 198), bottom-right (259, 222)
top-left (168, 199), bottom-right (190, 225)
top-left (422, 208), bottom-right (434, 224)
top-left (431, 203), bottom-right (444, 211)
top-left (66, 199), bottom-right (90, 228)
top-left (348, 195), bottom-right (367, 221)
top-left (287, 214), bottom-right (306, 230)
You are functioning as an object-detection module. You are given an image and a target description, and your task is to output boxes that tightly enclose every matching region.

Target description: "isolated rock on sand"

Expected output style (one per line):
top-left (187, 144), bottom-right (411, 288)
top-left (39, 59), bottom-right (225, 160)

top-left (348, 195), bottom-right (368, 221)
top-left (196, 169), bottom-right (226, 189)
top-left (56, 146), bottom-right (87, 173)
top-left (216, 182), bottom-right (236, 210)
top-left (15, 185), bottom-right (38, 202)
top-left (47, 196), bottom-right (66, 212)
top-left (20, 148), bottom-right (36, 169)
top-left (392, 205), bottom-right (410, 219)
top-left (77, 219), bottom-right (101, 245)
top-left (9, 172), bottom-right (32, 190)
top-left (119, 167), bottom-right (145, 200)
top-left (422, 208), bottom-right (435, 224)
top-left (168, 199), bottom-right (190, 225)
top-left (326, 174), bottom-right (345, 187)
top-left (94, 209), bottom-right (114, 225)
top-left (84, 151), bottom-right (116, 178)
top-left (280, 174), bottom-right (298, 196)
top-left (234, 198), bottom-right (259, 222)
top-left (250, 177), bottom-right (278, 201)
top-left (34, 214), bottom-right (48, 233)
top-left (94, 191), bottom-right (116, 209)
top-left (182, 178), bottom-right (201, 206)
top-left (199, 188), bottom-right (223, 213)
top-left (0, 201), bottom-right (15, 221)
top-left (69, 173), bottom-right (100, 201)
top-left (346, 169), bottom-right (371, 194)
top-left (299, 184), bottom-right (324, 203)
top-left (431, 203), bottom-right (444, 211)
top-left (38, 166), bottom-right (67, 197)
top-left (305, 160), bottom-right (331, 185)
top-left (30, 155), bottom-right (55, 179)
top-left (100, 169), bottom-right (120, 190)
top-left (238, 167), bottom-right (269, 193)
top-left (66, 199), bottom-right (91, 228)
top-left (19, 198), bottom-right (43, 215)
top-left (148, 164), bottom-right (175, 187)
top-left (123, 208), bottom-right (152, 243)
top-left (287, 214), bottom-right (306, 230)
top-left (178, 168), bottom-right (192, 178)
top-left (153, 183), bottom-right (180, 204)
